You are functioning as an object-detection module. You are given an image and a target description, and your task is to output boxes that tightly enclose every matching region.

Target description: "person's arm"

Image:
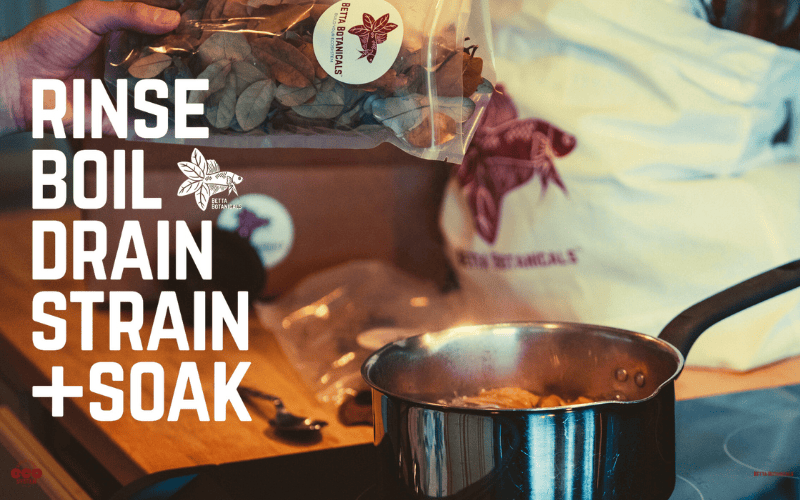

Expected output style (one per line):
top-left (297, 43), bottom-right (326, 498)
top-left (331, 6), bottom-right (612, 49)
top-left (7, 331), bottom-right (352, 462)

top-left (0, 0), bottom-right (179, 138)
top-left (0, 38), bottom-right (23, 136)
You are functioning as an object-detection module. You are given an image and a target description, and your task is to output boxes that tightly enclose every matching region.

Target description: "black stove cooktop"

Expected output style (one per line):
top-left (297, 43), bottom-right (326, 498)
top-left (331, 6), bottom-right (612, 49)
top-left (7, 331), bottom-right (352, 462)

top-left (111, 384), bottom-right (800, 500)
top-left (671, 384), bottom-right (799, 500)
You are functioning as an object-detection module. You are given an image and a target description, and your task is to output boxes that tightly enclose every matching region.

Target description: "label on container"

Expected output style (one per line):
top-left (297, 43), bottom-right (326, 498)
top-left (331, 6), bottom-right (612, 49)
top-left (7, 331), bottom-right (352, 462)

top-left (313, 0), bottom-right (404, 85)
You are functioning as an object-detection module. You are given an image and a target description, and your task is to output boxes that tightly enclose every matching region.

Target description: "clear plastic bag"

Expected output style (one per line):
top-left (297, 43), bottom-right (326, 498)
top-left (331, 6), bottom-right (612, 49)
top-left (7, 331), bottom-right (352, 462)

top-left (253, 260), bottom-right (467, 404)
top-left (105, 0), bottom-right (495, 162)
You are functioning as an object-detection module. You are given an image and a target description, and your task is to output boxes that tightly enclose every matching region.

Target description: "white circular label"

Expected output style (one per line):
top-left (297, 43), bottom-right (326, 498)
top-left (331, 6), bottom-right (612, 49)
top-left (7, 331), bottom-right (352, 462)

top-left (313, 0), bottom-right (404, 85)
top-left (217, 194), bottom-right (294, 268)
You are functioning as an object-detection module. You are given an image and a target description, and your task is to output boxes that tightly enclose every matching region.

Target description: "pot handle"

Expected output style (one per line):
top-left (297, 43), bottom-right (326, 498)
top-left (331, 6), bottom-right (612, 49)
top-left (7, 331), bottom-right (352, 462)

top-left (659, 259), bottom-right (800, 358)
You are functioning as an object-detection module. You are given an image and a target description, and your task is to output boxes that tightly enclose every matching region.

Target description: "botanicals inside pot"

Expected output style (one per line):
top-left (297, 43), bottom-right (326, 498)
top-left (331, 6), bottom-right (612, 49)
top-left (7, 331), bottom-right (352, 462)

top-left (442, 386), bottom-right (596, 409)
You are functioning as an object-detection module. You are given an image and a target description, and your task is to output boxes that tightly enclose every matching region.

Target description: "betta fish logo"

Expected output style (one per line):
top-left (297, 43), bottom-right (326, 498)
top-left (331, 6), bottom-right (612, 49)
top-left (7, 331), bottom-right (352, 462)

top-left (177, 148), bottom-right (243, 211)
top-left (456, 84), bottom-right (577, 244)
top-left (236, 208), bottom-right (270, 239)
top-left (348, 12), bottom-right (397, 63)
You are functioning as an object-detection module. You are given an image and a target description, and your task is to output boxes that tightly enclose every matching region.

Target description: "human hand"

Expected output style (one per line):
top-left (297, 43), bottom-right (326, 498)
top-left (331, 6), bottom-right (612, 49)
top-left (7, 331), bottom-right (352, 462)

top-left (0, 0), bottom-right (180, 137)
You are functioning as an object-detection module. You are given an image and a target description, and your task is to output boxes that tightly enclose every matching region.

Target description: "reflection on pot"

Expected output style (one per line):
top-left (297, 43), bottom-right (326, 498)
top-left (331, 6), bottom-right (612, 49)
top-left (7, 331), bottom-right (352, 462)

top-left (372, 388), bottom-right (676, 500)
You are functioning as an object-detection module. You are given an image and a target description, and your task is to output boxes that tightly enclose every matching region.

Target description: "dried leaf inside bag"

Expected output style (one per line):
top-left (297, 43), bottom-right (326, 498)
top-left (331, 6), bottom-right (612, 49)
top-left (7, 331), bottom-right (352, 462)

top-left (297, 42), bottom-right (327, 79)
top-left (278, 110), bottom-right (335, 129)
top-left (236, 79), bottom-right (276, 131)
top-left (372, 94), bottom-right (475, 136)
top-left (434, 51), bottom-right (484, 97)
top-left (405, 112), bottom-right (456, 148)
top-left (250, 4), bottom-right (314, 36)
top-left (108, 0), bottom-right (494, 159)
top-left (188, 59), bottom-right (232, 103)
top-left (163, 57), bottom-right (193, 103)
top-left (355, 68), bottom-right (407, 94)
top-left (198, 32), bottom-right (252, 66)
top-left (317, 76), bottom-right (337, 93)
top-left (402, 64), bottom-right (425, 95)
top-left (275, 84), bottom-right (316, 106)
top-left (248, 0), bottom-right (320, 11)
top-left (232, 60), bottom-right (270, 94)
top-left (247, 0), bottom-right (282, 8)
top-left (438, 96), bottom-right (477, 123)
top-left (179, 0), bottom-right (207, 14)
top-left (222, 0), bottom-right (249, 19)
top-left (291, 90), bottom-right (345, 119)
top-left (205, 73), bottom-right (238, 129)
top-left (203, 0), bottom-right (227, 20)
top-left (128, 52), bottom-right (172, 79)
top-left (462, 52), bottom-right (484, 97)
top-left (394, 38), bottom-right (451, 74)
top-left (371, 95), bottom-right (426, 134)
top-left (250, 36), bottom-right (315, 87)
top-left (308, 3), bottom-right (329, 20)
top-left (335, 103), bottom-right (364, 129)
top-left (433, 51), bottom-right (465, 97)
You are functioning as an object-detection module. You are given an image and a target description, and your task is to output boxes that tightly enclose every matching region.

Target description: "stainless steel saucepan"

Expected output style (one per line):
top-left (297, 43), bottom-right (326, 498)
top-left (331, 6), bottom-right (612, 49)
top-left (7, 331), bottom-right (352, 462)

top-left (362, 260), bottom-right (800, 499)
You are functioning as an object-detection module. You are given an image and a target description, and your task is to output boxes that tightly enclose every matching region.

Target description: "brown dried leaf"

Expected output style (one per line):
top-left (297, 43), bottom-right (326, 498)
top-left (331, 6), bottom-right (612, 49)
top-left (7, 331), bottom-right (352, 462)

top-left (128, 53), bottom-right (173, 79)
top-left (462, 55), bottom-right (483, 97)
top-left (282, 30), bottom-right (305, 47)
top-left (250, 4), bottom-right (313, 36)
top-left (356, 69), bottom-right (407, 94)
top-left (433, 51), bottom-right (464, 97)
top-left (309, 3), bottom-right (328, 20)
top-left (250, 36), bottom-right (314, 87)
top-left (179, 0), bottom-right (205, 14)
top-left (243, 19), bottom-right (262, 43)
top-left (434, 51), bottom-right (485, 97)
top-left (396, 65), bottom-right (422, 95)
top-left (203, 0), bottom-right (226, 19)
top-left (395, 38), bottom-right (451, 73)
top-left (405, 112), bottom-right (456, 148)
top-left (222, 0), bottom-right (249, 18)
top-left (248, 0), bottom-right (314, 7)
top-left (247, 0), bottom-right (282, 8)
top-left (298, 42), bottom-right (327, 79)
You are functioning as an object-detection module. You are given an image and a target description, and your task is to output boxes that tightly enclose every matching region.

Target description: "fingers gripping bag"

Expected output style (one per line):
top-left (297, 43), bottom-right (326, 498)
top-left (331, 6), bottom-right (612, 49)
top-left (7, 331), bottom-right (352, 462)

top-left (104, 0), bottom-right (496, 161)
top-left (440, 0), bottom-right (800, 370)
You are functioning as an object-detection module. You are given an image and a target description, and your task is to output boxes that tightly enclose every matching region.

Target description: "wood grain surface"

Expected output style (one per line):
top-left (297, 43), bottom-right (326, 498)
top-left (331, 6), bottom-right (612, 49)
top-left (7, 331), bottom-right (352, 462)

top-left (0, 208), bottom-right (372, 486)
